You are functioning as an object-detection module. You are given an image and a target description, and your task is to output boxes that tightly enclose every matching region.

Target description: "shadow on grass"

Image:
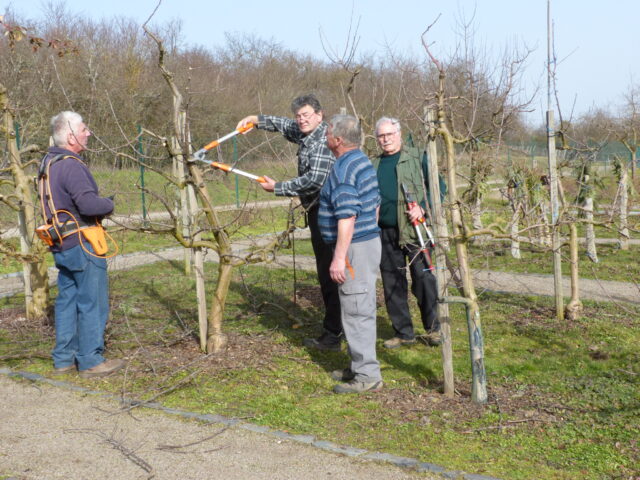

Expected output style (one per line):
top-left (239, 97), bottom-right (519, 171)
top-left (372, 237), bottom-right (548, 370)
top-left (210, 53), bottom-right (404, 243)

top-left (229, 271), bottom-right (440, 386)
top-left (108, 261), bottom-right (444, 388)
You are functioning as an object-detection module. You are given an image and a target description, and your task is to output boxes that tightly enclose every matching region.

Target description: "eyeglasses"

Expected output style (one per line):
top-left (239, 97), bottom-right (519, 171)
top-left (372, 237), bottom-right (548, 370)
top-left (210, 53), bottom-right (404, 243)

top-left (376, 131), bottom-right (398, 140)
top-left (295, 110), bottom-right (317, 120)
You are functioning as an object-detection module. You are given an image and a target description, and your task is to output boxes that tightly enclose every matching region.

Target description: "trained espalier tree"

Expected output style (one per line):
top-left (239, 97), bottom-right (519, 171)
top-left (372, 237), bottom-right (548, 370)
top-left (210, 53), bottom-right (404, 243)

top-left (0, 82), bottom-right (50, 319)
top-left (128, 25), bottom-right (298, 353)
top-left (415, 16), bottom-right (537, 403)
top-left (612, 157), bottom-right (633, 251)
top-left (503, 156), bottom-right (551, 258)
top-left (0, 15), bottom-right (80, 320)
top-left (423, 57), bottom-right (487, 403)
top-left (573, 151), bottom-right (606, 263)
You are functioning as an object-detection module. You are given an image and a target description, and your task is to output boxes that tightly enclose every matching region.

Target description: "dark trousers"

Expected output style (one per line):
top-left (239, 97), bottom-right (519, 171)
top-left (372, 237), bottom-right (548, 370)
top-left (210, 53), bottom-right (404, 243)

top-left (307, 205), bottom-right (342, 337)
top-left (379, 226), bottom-right (439, 340)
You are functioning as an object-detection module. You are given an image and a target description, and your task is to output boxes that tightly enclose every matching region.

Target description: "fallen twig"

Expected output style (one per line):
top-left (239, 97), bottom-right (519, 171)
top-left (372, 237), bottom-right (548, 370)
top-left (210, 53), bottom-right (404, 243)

top-left (157, 426), bottom-right (229, 453)
top-left (462, 417), bottom-right (558, 434)
top-left (65, 428), bottom-right (154, 477)
top-left (115, 366), bottom-right (204, 415)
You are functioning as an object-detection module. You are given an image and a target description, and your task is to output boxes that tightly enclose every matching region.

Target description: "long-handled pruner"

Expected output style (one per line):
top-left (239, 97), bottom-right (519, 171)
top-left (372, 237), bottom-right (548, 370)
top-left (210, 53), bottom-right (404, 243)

top-left (401, 183), bottom-right (435, 270)
top-left (191, 122), bottom-right (265, 183)
top-left (204, 160), bottom-right (265, 183)
top-left (193, 122), bottom-right (255, 161)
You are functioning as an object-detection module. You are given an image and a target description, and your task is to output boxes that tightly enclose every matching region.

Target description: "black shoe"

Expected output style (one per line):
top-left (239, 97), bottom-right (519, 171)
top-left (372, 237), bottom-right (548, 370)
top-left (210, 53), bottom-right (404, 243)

top-left (333, 379), bottom-right (383, 394)
top-left (303, 331), bottom-right (341, 352)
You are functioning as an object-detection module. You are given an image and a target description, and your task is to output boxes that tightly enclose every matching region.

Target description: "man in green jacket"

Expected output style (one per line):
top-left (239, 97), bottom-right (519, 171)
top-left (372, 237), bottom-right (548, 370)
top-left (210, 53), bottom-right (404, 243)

top-left (372, 117), bottom-right (442, 349)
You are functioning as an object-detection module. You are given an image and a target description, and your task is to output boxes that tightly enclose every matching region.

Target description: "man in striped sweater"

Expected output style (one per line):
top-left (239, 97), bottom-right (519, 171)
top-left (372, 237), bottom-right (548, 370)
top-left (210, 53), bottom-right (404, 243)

top-left (318, 114), bottom-right (383, 394)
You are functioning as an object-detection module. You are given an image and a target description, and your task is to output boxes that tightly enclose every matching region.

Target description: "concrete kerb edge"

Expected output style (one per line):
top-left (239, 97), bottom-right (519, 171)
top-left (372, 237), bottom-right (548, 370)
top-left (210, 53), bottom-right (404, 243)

top-left (0, 367), bottom-right (502, 480)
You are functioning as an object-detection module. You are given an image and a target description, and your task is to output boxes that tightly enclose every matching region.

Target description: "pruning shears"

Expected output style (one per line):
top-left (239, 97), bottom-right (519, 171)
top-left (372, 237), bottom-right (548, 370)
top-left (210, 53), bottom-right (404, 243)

top-left (192, 123), bottom-right (265, 183)
top-left (401, 183), bottom-right (435, 270)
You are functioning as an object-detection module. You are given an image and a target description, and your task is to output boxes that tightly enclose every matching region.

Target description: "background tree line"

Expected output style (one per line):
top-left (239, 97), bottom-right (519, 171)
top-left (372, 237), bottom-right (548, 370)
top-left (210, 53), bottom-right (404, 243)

top-left (0, 5), bottom-right (539, 166)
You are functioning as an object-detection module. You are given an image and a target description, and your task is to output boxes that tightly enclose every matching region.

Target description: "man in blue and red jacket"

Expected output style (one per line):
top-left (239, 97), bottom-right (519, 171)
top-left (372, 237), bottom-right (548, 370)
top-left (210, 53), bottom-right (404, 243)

top-left (40, 111), bottom-right (124, 378)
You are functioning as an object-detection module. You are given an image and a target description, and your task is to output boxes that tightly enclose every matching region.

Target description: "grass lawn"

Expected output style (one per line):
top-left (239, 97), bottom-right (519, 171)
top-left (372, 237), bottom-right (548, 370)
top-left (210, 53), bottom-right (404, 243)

top-left (468, 241), bottom-right (640, 283)
top-left (1, 261), bottom-right (638, 480)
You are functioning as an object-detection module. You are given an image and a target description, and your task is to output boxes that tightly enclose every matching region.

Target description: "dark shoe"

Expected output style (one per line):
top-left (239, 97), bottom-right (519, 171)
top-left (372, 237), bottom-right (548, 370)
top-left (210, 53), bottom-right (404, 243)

top-left (79, 359), bottom-right (125, 379)
top-left (418, 331), bottom-right (442, 347)
top-left (52, 365), bottom-right (76, 376)
top-left (383, 336), bottom-right (416, 349)
top-left (303, 331), bottom-right (341, 352)
top-left (330, 368), bottom-right (356, 382)
top-left (333, 379), bottom-right (383, 394)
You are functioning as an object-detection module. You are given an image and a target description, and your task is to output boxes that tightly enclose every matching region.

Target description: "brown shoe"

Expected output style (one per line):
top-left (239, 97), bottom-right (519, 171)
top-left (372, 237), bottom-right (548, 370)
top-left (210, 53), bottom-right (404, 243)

top-left (79, 359), bottom-right (125, 379)
top-left (383, 337), bottom-right (416, 349)
top-left (418, 331), bottom-right (442, 347)
top-left (52, 365), bottom-right (76, 376)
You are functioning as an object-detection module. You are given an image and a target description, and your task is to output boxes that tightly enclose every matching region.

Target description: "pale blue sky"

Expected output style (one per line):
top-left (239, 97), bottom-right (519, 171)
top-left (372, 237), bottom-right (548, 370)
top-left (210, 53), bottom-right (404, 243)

top-left (4, 0), bottom-right (639, 124)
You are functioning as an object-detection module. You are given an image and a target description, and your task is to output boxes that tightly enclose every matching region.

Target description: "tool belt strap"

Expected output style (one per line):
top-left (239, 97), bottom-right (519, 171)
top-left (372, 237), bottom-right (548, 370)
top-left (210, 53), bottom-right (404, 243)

top-left (56, 219), bottom-right (91, 238)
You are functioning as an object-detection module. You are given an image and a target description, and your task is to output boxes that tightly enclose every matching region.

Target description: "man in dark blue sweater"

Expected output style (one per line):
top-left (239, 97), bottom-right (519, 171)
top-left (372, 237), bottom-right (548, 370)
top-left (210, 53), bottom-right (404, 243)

top-left (41, 111), bottom-right (124, 378)
top-left (319, 114), bottom-right (382, 394)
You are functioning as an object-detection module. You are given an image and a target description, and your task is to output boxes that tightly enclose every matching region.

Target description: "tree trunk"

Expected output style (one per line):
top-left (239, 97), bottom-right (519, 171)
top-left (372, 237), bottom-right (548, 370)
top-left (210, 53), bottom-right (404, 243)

top-left (584, 196), bottom-right (598, 263)
top-left (510, 207), bottom-right (521, 259)
top-left (436, 102), bottom-right (487, 404)
top-left (183, 124), bottom-right (208, 352)
top-left (186, 161), bottom-right (234, 353)
top-left (147, 26), bottom-right (237, 354)
top-left (206, 261), bottom-right (232, 353)
top-left (424, 108), bottom-right (454, 398)
top-left (565, 223), bottom-right (583, 321)
top-left (470, 195), bottom-right (484, 242)
top-left (539, 201), bottom-right (552, 248)
top-left (1, 84), bottom-right (50, 319)
top-left (618, 167), bottom-right (630, 250)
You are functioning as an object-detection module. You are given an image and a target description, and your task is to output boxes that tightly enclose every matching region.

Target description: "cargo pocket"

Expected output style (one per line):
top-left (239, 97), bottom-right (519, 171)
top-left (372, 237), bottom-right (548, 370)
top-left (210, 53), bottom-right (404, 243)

top-left (339, 281), bottom-right (370, 318)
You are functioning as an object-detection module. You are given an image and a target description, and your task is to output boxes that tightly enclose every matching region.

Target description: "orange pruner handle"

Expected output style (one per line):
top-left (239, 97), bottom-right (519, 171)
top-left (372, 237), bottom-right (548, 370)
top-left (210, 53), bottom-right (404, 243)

top-left (237, 122), bottom-right (255, 134)
top-left (210, 161), bottom-right (265, 183)
top-left (202, 122), bottom-right (255, 151)
top-left (211, 161), bottom-right (231, 173)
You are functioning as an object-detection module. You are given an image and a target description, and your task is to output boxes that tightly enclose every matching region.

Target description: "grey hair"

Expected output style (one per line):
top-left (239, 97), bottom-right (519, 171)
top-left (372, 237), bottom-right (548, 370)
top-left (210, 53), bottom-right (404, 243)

top-left (329, 114), bottom-right (361, 147)
top-left (291, 94), bottom-right (322, 114)
top-left (51, 111), bottom-right (84, 147)
top-left (375, 116), bottom-right (401, 135)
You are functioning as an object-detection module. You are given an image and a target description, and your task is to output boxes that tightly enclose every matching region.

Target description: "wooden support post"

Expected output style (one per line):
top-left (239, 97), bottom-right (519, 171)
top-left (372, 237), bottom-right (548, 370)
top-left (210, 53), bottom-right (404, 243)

top-left (424, 108), bottom-right (454, 397)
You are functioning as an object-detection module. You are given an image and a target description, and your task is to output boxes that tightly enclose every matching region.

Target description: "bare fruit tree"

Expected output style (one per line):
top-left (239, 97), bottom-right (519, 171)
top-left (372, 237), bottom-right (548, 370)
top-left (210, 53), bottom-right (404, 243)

top-left (0, 15), bottom-right (80, 320)
top-left (135, 26), bottom-right (298, 353)
top-left (417, 14), bottom-right (537, 403)
top-left (0, 82), bottom-right (50, 319)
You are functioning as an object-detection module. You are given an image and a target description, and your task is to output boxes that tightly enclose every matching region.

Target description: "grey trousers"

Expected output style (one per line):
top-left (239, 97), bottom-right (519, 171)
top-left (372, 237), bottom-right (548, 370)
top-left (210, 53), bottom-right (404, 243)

top-left (338, 236), bottom-right (382, 382)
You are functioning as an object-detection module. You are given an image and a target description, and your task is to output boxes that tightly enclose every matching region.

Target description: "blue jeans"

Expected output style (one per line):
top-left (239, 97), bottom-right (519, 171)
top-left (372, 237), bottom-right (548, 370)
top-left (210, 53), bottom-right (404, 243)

top-left (52, 244), bottom-right (109, 371)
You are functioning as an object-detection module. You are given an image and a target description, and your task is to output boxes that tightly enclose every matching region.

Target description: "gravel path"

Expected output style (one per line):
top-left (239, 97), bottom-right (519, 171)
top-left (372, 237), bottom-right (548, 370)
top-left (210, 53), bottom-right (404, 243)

top-left (0, 373), bottom-right (435, 480)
